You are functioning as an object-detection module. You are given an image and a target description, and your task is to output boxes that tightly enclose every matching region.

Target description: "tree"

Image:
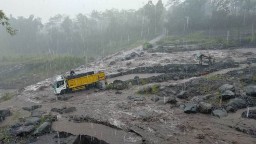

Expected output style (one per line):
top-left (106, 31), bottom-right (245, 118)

top-left (0, 10), bottom-right (16, 35)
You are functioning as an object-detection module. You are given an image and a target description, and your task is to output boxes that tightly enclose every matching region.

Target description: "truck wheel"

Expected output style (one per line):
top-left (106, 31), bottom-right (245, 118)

top-left (60, 90), bottom-right (65, 95)
top-left (96, 81), bottom-right (106, 90)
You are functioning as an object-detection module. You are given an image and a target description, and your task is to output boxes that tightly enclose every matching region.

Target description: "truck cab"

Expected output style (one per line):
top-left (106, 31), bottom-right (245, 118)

top-left (53, 75), bottom-right (67, 95)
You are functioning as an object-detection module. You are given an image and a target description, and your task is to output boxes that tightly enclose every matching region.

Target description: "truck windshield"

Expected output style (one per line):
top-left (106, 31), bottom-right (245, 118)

top-left (56, 81), bottom-right (64, 88)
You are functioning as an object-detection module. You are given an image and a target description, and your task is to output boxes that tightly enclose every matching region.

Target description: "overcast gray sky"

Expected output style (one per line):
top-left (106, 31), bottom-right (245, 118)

top-left (2, 0), bottom-right (168, 22)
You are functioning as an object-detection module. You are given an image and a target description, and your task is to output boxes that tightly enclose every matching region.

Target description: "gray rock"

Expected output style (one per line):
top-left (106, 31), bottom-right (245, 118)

top-left (226, 106), bottom-right (235, 112)
top-left (31, 111), bottom-right (45, 117)
top-left (127, 96), bottom-right (145, 101)
top-left (0, 109), bottom-right (11, 122)
top-left (226, 98), bottom-right (247, 112)
top-left (198, 102), bottom-right (212, 114)
top-left (241, 110), bottom-right (256, 120)
top-left (151, 96), bottom-right (160, 102)
top-left (245, 85), bottom-right (256, 97)
top-left (109, 61), bottom-right (116, 66)
top-left (184, 103), bottom-right (197, 114)
top-left (24, 117), bottom-right (40, 126)
top-left (221, 90), bottom-right (235, 100)
top-left (33, 122), bottom-right (51, 136)
top-left (219, 84), bottom-right (234, 93)
top-left (112, 80), bottom-right (128, 90)
top-left (115, 91), bottom-right (122, 94)
top-left (22, 105), bottom-right (42, 111)
top-left (165, 97), bottom-right (177, 104)
top-left (12, 125), bottom-right (35, 136)
top-left (177, 91), bottom-right (188, 99)
top-left (125, 52), bottom-right (140, 60)
top-left (212, 109), bottom-right (228, 118)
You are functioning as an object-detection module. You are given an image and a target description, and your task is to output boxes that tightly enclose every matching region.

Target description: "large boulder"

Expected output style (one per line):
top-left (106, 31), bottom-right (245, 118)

top-left (11, 125), bottom-right (35, 136)
top-left (212, 109), bottom-right (228, 118)
top-left (241, 109), bottom-right (256, 120)
top-left (226, 98), bottom-right (247, 112)
top-left (125, 52), bottom-right (140, 60)
top-left (221, 90), bottom-right (235, 100)
top-left (0, 109), bottom-right (11, 122)
top-left (219, 84), bottom-right (234, 93)
top-left (33, 122), bottom-right (51, 136)
top-left (112, 80), bottom-right (128, 90)
top-left (245, 85), bottom-right (256, 97)
top-left (184, 103), bottom-right (197, 114)
top-left (198, 102), bottom-right (213, 114)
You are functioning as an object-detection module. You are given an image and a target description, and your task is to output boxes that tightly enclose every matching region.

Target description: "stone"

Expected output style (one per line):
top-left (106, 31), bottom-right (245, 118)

top-left (241, 110), bottom-right (256, 120)
top-left (212, 109), bottom-right (228, 118)
top-left (184, 103), bottom-right (197, 114)
top-left (198, 102), bottom-right (212, 114)
top-left (226, 98), bottom-right (247, 112)
top-left (112, 80), bottom-right (128, 90)
top-left (11, 125), bottom-right (35, 136)
top-left (219, 84), bottom-right (234, 93)
top-left (151, 96), bottom-right (160, 102)
top-left (226, 106), bottom-right (235, 112)
top-left (177, 91), bottom-right (188, 99)
top-left (22, 105), bottom-right (42, 111)
top-left (221, 90), bottom-right (235, 100)
top-left (115, 91), bottom-right (122, 94)
top-left (33, 122), bottom-right (51, 136)
top-left (31, 111), bottom-right (45, 117)
top-left (245, 85), bottom-right (256, 97)
top-left (0, 109), bottom-right (11, 122)
top-left (24, 117), bottom-right (40, 126)
top-left (127, 96), bottom-right (145, 101)
top-left (109, 61), bottom-right (116, 66)
top-left (165, 97), bottom-right (177, 104)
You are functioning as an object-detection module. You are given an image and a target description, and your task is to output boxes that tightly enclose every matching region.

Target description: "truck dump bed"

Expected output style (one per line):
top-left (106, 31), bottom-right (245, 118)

top-left (66, 71), bottom-right (106, 89)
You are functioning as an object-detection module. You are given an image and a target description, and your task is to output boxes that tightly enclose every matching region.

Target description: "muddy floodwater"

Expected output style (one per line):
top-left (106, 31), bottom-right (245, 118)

top-left (52, 120), bottom-right (142, 144)
top-left (108, 73), bottom-right (162, 83)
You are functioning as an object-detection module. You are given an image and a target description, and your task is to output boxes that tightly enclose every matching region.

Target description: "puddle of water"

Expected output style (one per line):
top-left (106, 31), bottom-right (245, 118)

top-left (52, 120), bottom-right (142, 144)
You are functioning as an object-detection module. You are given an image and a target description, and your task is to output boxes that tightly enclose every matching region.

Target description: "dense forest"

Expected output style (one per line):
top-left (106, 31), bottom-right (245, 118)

top-left (1, 0), bottom-right (256, 59)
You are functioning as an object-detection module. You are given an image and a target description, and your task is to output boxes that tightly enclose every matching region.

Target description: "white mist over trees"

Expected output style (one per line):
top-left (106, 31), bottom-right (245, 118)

top-left (0, 0), bottom-right (165, 58)
top-left (1, 0), bottom-right (256, 58)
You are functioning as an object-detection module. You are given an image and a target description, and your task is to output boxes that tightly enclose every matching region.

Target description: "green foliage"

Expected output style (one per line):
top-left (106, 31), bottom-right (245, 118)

top-left (0, 55), bottom-right (85, 89)
top-left (137, 84), bottom-right (160, 95)
top-left (0, 93), bottom-right (14, 102)
top-left (0, 127), bottom-right (12, 143)
top-left (0, 10), bottom-right (16, 35)
top-left (143, 42), bottom-right (153, 50)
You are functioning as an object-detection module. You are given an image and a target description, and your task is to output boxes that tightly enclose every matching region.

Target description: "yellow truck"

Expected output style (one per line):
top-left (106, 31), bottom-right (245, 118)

top-left (53, 71), bottom-right (106, 95)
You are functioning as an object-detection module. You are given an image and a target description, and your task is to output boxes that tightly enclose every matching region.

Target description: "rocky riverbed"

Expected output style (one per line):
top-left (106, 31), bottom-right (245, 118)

top-left (1, 37), bottom-right (256, 144)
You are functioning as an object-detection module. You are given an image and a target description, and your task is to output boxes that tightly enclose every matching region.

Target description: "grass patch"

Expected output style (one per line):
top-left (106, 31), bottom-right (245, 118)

top-left (0, 93), bottom-right (14, 102)
top-left (137, 84), bottom-right (160, 95)
top-left (0, 127), bottom-right (12, 143)
top-left (0, 55), bottom-right (85, 88)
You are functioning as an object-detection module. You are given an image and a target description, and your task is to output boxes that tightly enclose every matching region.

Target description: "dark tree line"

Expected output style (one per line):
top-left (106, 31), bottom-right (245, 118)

top-left (0, 0), bottom-right (165, 58)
